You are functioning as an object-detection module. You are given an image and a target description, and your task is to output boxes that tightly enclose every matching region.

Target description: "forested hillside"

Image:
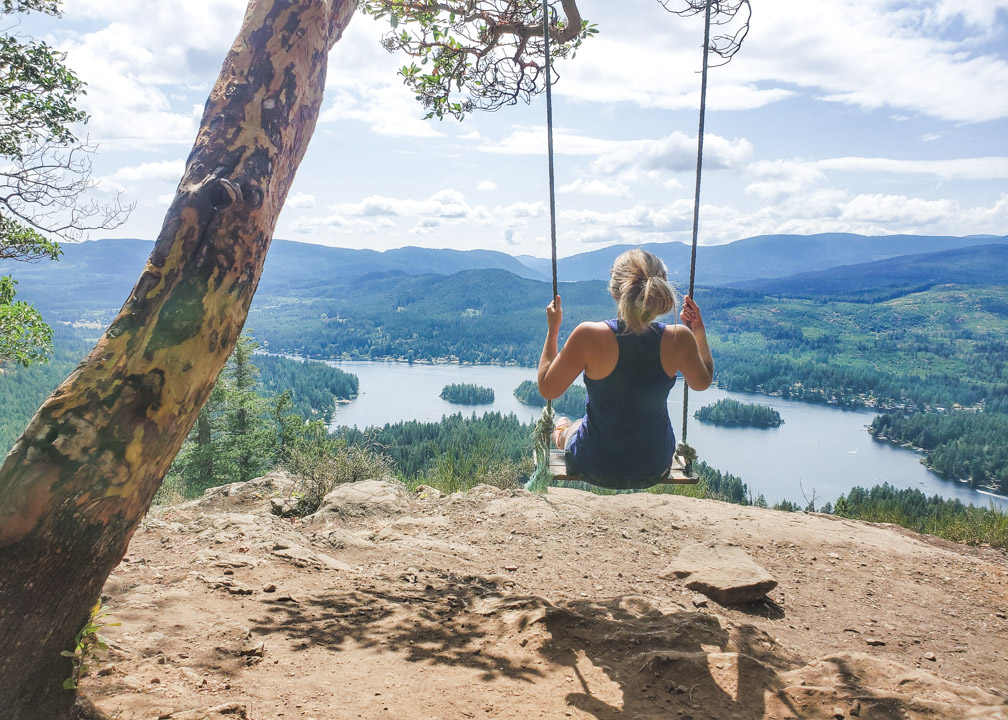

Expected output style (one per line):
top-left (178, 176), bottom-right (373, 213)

top-left (244, 271), bottom-right (1008, 412)
top-left (0, 325), bottom-right (93, 452)
top-left (248, 269), bottom-right (613, 365)
top-left (0, 330), bottom-right (356, 456)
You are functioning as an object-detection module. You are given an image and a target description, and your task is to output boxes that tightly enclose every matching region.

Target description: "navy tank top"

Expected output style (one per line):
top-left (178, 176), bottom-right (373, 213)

top-left (565, 319), bottom-right (677, 489)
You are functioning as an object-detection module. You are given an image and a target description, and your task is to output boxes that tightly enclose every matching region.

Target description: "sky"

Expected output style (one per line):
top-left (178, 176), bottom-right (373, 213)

top-left (18, 0), bottom-right (1008, 258)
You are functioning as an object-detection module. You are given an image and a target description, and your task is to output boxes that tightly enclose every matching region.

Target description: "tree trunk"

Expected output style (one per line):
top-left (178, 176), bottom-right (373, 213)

top-left (0, 1), bottom-right (357, 716)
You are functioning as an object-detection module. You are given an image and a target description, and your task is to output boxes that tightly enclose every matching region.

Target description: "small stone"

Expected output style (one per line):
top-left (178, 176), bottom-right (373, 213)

top-left (621, 530), bottom-right (631, 539)
top-left (866, 638), bottom-right (886, 647)
top-left (924, 651), bottom-right (936, 661)
top-left (240, 640), bottom-right (265, 658)
top-left (504, 565), bottom-right (519, 572)
top-left (262, 583), bottom-right (277, 593)
top-left (832, 707), bottom-right (845, 719)
top-left (850, 700), bottom-right (861, 717)
top-left (691, 594), bottom-right (709, 608)
top-left (121, 676), bottom-right (144, 691)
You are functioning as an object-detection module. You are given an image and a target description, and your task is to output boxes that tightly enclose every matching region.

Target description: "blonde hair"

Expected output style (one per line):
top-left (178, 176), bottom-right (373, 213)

top-left (609, 249), bottom-right (678, 334)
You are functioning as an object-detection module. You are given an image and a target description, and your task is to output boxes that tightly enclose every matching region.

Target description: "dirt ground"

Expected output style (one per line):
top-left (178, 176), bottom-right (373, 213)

top-left (82, 473), bottom-right (1008, 720)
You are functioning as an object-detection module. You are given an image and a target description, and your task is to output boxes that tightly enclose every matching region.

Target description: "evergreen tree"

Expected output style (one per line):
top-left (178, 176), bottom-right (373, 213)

top-left (222, 334), bottom-right (275, 483)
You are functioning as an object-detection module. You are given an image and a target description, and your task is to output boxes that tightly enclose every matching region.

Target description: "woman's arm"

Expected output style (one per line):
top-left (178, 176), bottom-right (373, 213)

top-left (537, 295), bottom-right (590, 400)
top-left (671, 295), bottom-right (714, 391)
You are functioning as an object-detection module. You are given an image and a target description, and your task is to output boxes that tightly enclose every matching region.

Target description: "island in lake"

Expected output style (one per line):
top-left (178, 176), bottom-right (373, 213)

top-left (695, 398), bottom-right (784, 428)
top-left (440, 382), bottom-right (495, 405)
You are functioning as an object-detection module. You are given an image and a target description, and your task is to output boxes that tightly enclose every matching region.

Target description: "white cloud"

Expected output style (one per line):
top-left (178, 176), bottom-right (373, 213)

top-left (480, 125), bottom-right (620, 156)
top-left (477, 180), bottom-right (497, 192)
top-left (745, 160), bottom-right (829, 201)
top-left (320, 15), bottom-right (443, 138)
top-left (495, 201), bottom-right (543, 220)
top-left (816, 156), bottom-right (1008, 180)
top-left (287, 192), bottom-right (317, 209)
top-left (559, 178), bottom-right (630, 198)
top-left (53, 0), bottom-right (246, 148)
top-left (925, 0), bottom-right (1008, 32)
top-left (289, 214), bottom-right (396, 235)
top-left (556, 0), bottom-right (1008, 123)
top-left (330, 189), bottom-right (488, 223)
top-left (592, 132), bottom-right (752, 177)
top-left (839, 194), bottom-right (959, 225)
top-left (559, 201), bottom-right (694, 235)
top-left (112, 160), bottom-right (185, 184)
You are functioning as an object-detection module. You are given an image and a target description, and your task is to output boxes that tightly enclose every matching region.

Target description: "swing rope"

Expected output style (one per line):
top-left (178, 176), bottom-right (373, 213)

top-left (676, 0), bottom-right (713, 473)
top-left (526, 0), bottom-right (559, 494)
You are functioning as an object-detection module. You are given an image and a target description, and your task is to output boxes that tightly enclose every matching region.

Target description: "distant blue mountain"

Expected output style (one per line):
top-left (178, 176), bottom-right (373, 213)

top-left (731, 244), bottom-right (1008, 298)
top-left (0, 238), bottom-right (546, 320)
top-left (259, 240), bottom-right (545, 288)
top-left (3, 233), bottom-right (1005, 322)
top-left (539, 233), bottom-right (1008, 286)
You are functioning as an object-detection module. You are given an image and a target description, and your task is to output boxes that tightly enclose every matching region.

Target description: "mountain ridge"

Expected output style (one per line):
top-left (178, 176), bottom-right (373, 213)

top-left (3, 233), bottom-right (1005, 321)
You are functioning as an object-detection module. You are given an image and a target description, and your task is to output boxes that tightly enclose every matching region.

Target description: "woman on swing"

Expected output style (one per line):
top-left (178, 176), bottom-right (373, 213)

top-left (538, 248), bottom-right (714, 489)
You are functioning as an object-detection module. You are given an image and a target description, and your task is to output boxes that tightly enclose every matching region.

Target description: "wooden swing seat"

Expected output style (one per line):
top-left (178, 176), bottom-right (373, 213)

top-left (547, 448), bottom-right (698, 485)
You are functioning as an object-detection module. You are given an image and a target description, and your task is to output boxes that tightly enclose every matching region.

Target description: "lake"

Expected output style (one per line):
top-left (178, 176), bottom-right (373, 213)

top-left (324, 360), bottom-right (1008, 510)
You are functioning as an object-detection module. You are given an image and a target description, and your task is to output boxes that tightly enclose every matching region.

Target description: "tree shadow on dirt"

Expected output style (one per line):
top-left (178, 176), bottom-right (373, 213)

top-left (253, 570), bottom-right (546, 683)
top-left (537, 595), bottom-right (802, 720)
top-left (248, 572), bottom-right (997, 719)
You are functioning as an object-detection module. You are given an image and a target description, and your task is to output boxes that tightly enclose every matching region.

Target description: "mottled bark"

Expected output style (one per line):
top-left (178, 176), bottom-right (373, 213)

top-left (0, 1), bottom-right (357, 716)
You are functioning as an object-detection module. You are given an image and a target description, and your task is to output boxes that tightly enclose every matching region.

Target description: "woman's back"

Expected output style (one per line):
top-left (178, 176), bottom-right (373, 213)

top-left (537, 248), bottom-right (713, 487)
top-left (566, 319), bottom-right (677, 485)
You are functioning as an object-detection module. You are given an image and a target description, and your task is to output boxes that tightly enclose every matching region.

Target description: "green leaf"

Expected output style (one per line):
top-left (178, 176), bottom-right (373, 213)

top-left (390, 13), bottom-right (398, 29)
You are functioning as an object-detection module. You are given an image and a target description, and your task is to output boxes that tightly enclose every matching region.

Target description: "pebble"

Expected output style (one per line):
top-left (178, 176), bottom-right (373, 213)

top-left (832, 707), bottom-right (845, 719)
top-left (262, 583), bottom-right (277, 593)
top-left (504, 565), bottom-right (519, 572)
top-left (866, 638), bottom-right (886, 647)
top-left (924, 651), bottom-right (936, 661)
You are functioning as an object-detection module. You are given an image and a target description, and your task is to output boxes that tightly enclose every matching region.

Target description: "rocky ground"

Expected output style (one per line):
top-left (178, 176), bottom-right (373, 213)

top-left (82, 473), bottom-right (1008, 719)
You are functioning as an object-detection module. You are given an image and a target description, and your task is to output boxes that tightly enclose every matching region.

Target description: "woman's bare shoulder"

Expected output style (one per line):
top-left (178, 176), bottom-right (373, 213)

top-left (569, 320), bottom-right (612, 339)
top-left (662, 322), bottom-right (693, 338)
top-left (661, 323), bottom-right (698, 353)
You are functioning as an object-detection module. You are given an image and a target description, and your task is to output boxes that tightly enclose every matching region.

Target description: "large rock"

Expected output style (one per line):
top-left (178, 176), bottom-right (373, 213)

top-left (192, 472), bottom-right (296, 512)
top-left (313, 479), bottom-right (410, 518)
top-left (661, 542), bottom-right (777, 605)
